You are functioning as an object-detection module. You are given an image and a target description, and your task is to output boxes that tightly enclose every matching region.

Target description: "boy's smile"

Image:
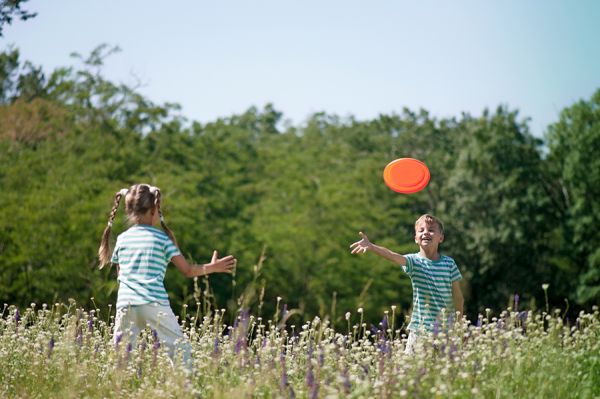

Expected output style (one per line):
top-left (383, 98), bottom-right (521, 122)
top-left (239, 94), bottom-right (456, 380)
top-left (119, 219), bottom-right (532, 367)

top-left (415, 222), bottom-right (444, 250)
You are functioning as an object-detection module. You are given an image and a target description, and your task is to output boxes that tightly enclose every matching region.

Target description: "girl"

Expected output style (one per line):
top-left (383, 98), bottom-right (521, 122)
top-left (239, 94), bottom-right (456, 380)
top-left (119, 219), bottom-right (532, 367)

top-left (98, 183), bottom-right (236, 365)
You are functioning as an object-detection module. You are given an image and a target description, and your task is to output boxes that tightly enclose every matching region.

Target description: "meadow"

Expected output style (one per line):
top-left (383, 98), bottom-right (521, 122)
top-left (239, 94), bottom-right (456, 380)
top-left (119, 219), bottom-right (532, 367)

top-left (1, 295), bottom-right (599, 399)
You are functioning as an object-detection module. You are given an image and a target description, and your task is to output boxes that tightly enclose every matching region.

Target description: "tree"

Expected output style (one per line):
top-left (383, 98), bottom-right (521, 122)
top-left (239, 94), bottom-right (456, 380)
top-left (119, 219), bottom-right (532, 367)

top-left (1, 46), bottom-right (597, 323)
top-left (546, 89), bottom-right (600, 304)
top-left (0, 0), bottom-right (36, 36)
top-left (439, 107), bottom-right (557, 314)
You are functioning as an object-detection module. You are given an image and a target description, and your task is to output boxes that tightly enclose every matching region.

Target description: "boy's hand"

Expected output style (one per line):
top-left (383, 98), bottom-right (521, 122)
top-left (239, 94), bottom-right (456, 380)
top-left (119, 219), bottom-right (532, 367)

top-left (207, 250), bottom-right (237, 274)
top-left (350, 232), bottom-right (372, 254)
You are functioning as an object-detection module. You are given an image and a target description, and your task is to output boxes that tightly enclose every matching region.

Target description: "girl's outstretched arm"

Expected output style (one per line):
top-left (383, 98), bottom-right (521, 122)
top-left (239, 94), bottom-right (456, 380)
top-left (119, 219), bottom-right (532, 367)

top-left (172, 251), bottom-right (236, 278)
top-left (350, 232), bottom-right (407, 266)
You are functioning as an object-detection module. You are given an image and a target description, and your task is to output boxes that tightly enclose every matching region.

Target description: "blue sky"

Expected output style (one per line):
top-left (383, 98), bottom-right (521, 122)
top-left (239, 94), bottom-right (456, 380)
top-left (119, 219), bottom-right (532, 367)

top-left (3, 0), bottom-right (600, 136)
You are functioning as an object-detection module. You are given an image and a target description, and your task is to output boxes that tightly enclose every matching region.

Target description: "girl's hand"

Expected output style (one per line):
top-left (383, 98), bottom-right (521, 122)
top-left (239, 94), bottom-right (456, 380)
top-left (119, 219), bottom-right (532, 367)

top-left (207, 250), bottom-right (236, 274)
top-left (350, 232), bottom-right (372, 254)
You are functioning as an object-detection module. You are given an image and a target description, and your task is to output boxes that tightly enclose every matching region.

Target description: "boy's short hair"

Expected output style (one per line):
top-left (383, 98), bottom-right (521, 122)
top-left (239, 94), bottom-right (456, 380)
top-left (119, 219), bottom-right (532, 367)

top-left (415, 214), bottom-right (444, 234)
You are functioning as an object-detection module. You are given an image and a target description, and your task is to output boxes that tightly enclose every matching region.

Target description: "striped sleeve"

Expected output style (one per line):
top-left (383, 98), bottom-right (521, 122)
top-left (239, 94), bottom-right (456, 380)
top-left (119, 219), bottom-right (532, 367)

top-left (402, 254), bottom-right (414, 276)
top-left (450, 259), bottom-right (462, 282)
top-left (110, 237), bottom-right (120, 263)
top-left (164, 238), bottom-right (181, 261)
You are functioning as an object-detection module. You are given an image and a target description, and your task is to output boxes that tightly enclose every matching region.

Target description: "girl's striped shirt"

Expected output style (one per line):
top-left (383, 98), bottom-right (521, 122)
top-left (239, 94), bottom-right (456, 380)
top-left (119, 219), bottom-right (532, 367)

top-left (111, 225), bottom-right (180, 309)
top-left (402, 253), bottom-right (462, 332)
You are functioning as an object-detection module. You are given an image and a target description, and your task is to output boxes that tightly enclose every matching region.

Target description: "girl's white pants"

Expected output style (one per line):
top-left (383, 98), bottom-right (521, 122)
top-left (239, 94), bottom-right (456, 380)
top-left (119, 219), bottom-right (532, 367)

top-left (404, 331), bottom-right (419, 355)
top-left (114, 302), bottom-right (191, 367)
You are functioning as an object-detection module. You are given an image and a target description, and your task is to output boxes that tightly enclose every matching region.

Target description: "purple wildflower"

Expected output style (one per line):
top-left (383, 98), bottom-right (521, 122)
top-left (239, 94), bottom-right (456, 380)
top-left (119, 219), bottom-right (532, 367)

top-left (281, 367), bottom-right (288, 389)
top-left (476, 316), bottom-right (482, 328)
top-left (518, 311), bottom-right (528, 333)
top-left (466, 329), bottom-right (472, 342)
top-left (378, 351), bottom-right (386, 377)
top-left (433, 320), bottom-right (440, 336)
top-left (234, 337), bottom-right (244, 354)
top-left (381, 315), bottom-right (389, 331)
top-left (241, 308), bottom-right (250, 327)
top-left (152, 329), bottom-right (160, 350)
top-left (514, 294), bottom-right (520, 310)
top-left (115, 332), bottom-right (123, 347)
top-left (341, 368), bottom-right (351, 393)
top-left (48, 336), bottom-right (55, 356)
top-left (87, 314), bottom-right (94, 332)
top-left (518, 311), bottom-right (528, 322)
top-left (361, 363), bottom-right (369, 376)
top-left (449, 344), bottom-right (457, 360)
top-left (306, 364), bottom-right (315, 389)
top-left (310, 383), bottom-right (319, 399)
top-left (14, 308), bottom-right (21, 325)
top-left (318, 346), bottom-right (324, 367)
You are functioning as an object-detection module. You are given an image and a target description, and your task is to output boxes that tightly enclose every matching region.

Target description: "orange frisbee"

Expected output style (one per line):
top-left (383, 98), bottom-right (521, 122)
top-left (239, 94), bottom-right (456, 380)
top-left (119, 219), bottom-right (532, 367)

top-left (383, 158), bottom-right (430, 194)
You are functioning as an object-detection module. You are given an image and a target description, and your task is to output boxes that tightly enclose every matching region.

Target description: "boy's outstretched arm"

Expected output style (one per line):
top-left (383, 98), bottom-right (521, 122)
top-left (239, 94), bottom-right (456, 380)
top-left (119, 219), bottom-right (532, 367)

top-left (350, 232), bottom-right (407, 266)
top-left (452, 281), bottom-right (464, 318)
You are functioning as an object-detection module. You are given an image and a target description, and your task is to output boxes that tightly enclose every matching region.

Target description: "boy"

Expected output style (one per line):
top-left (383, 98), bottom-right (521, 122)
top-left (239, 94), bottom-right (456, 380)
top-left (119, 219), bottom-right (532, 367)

top-left (350, 214), bottom-right (464, 354)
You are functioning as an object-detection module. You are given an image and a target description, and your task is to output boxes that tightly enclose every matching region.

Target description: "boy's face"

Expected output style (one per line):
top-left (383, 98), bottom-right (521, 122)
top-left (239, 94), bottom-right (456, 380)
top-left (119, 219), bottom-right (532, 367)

top-left (414, 221), bottom-right (444, 249)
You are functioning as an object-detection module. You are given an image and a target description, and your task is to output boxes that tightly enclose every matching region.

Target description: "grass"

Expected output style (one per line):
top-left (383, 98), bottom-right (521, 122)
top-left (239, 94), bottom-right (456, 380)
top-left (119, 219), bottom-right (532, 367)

top-left (1, 300), bottom-right (599, 398)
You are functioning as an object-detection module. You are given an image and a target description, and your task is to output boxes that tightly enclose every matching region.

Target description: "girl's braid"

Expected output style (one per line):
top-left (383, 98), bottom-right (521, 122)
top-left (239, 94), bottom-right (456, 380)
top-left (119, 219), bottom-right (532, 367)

top-left (153, 188), bottom-right (179, 248)
top-left (98, 189), bottom-right (127, 269)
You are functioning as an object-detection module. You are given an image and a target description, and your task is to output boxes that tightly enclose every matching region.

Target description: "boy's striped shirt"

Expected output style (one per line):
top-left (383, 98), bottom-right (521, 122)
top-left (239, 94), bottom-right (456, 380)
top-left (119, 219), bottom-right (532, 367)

top-left (111, 225), bottom-right (180, 309)
top-left (402, 253), bottom-right (462, 332)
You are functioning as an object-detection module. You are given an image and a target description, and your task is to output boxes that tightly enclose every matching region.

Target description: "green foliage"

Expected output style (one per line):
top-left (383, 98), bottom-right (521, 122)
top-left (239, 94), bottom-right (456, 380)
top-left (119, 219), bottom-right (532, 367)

top-left (0, 47), bottom-right (598, 329)
top-left (438, 108), bottom-right (557, 311)
top-left (0, 0), bottom-right (36, 37)
top-left (546, 89), bottom-right (600, 304)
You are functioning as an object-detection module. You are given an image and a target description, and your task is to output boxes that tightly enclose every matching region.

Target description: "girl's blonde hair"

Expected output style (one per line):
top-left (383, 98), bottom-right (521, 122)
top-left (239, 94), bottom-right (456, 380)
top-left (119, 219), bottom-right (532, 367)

top-left (98, 184), bottom-right (178, 269)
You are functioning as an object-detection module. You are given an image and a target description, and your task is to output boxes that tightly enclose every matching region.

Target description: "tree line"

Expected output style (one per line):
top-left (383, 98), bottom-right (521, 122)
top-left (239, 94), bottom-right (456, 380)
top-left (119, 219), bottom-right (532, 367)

top-left (1, 46), bottom-right (599, 327)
